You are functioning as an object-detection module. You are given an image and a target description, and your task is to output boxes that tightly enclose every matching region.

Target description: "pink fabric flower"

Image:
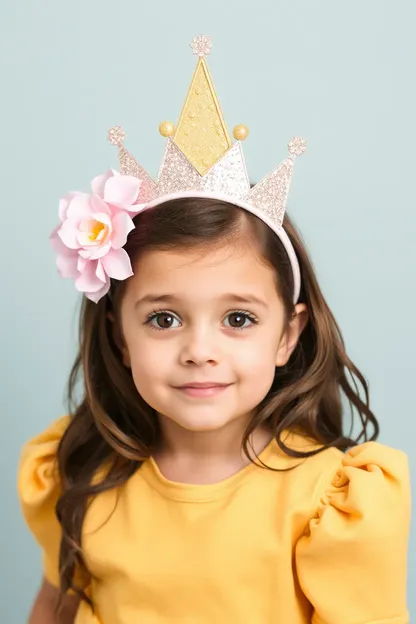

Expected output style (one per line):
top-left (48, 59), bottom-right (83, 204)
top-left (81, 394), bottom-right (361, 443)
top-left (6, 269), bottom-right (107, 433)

top-left (50, 170), bottom-right (145, 302)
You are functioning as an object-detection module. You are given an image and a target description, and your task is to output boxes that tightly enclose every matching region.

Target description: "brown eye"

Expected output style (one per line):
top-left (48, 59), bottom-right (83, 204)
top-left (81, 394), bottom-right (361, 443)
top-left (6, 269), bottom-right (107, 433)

top-left (155, 313), bottom-right (175, 329)
top-left (226, 312), bottom-right (252, 328)
top-left (146, 311), bottom-right (181, 330)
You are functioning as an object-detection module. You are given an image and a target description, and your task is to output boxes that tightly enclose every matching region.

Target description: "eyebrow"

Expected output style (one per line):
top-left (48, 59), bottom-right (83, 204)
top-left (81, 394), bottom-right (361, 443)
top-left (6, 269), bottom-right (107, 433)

top-left (134, 293), bottom-right (268, 309)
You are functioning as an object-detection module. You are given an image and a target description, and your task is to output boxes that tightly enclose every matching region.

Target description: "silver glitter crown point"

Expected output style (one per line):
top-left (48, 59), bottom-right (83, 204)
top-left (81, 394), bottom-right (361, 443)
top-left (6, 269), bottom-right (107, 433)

top-left (111, 133), bottom-right (306, 231)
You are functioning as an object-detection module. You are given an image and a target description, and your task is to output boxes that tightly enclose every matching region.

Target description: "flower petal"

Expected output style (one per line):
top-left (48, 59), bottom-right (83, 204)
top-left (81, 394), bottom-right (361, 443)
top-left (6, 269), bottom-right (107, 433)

top-left (59, 198), bottom-right (69, 223)
top-left (58, 192), bottom-right (87, 222)
top-left (111, 212), bottom-right (135, 249)
top-left (51, 226), bottom-right (80, 278)
top-left (101, 248), bottom-right (133, 280)
top-left (93, 212), bottom-right (112, 228)
top-left (58, 219), bottom-right (80, 250)
top-left (50, 226), bottom-right (74, 256)
top-left (56, 253), bottom-right (79, 279)
top-left (66, 195), bottom-right (94, 221)
top-left (91, 170), bottom-right (116, 197)
top-left (78, 256), bottom-right (87, 273)
top-left (79, 241), bottom-right (111, 260)
top-left (85, 279), bottom-right (111, 303)
top-left (103, 175), bottom-right (141, 208)
top-left (90, 194), bottom-right (111, 216)
top-left (75, 261), bottom-right (106, 293)
top-left (96, 259), bottom-right (106, 282)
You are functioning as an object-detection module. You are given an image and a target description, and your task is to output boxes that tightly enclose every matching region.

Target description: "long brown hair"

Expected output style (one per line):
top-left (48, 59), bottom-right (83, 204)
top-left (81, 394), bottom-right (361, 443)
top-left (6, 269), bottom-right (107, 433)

top-left (56, 197), bottom-right (378, 609)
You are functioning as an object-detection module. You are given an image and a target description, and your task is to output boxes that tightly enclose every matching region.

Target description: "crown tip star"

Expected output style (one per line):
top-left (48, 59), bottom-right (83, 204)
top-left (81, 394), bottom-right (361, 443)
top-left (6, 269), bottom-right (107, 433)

top-left (190, 35), bottom-right (212, 57)
top-left (288, 137), bottom-right (307, 157)
top-left (108, 126), bottom-right (126, 146)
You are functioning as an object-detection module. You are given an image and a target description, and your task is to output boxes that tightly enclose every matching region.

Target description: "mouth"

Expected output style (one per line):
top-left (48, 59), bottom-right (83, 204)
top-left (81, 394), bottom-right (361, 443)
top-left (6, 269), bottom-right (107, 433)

top-left (174, 382), bottom-right (233, 398)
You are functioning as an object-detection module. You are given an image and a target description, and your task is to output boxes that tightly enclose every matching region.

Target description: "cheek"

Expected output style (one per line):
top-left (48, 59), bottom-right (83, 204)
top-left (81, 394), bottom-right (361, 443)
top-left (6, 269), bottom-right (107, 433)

top-left (228, 333), bottom-right (281, 403)
top-left (232, 341), bottom-right (277, 408)
top-left (234, 330), bottom-right (281, 372)
top-left (130, 343), bottom-right (159, 377)
top-left (237, 348), bottom-right (277, 388)
top-left (127, 337), bottom-right (171, 396)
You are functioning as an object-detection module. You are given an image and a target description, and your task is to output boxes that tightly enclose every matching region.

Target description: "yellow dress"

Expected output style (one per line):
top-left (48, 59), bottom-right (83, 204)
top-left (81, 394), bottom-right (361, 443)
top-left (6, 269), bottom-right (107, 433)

top-left (18, 416), bottom-right (411, 624)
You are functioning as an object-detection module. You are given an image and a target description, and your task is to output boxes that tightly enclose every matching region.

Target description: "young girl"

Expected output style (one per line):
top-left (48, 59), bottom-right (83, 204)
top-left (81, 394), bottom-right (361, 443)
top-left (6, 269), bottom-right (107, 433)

top-left (18, 36), bottom-right (411, 624)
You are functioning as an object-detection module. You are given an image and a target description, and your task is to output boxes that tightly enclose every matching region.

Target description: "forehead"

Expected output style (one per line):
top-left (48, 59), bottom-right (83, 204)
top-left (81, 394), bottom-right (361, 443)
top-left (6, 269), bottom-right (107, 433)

top-left (125, 243), bottom-right (279, 302)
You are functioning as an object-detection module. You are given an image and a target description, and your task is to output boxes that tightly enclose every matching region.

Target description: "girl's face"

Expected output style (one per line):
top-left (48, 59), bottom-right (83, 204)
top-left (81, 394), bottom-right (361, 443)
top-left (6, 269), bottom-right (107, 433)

top-left (119, 241), bottom-right (306, 434)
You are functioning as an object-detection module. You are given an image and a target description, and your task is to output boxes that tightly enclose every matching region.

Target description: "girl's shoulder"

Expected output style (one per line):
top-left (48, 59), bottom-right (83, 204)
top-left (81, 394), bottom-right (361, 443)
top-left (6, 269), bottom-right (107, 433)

top-left (17, 415), bottom-right (71, 586)
top-left (269, 429), bottom-right (411, 523)
top-left (291, 434), bottom-right (411, 622)
top-left (274, 427), bottom-right (410, 481)
top-left (280, 428), bottom-right (411, 556)
top-left (18, 415), bottom-right (70, 502)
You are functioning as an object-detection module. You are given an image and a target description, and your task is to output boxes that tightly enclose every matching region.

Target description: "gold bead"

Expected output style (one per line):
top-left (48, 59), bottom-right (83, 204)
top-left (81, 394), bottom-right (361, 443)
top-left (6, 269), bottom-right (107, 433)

top-left (233, 124), bottom-right (249, 141)
top-left (159, 121), bottom-right (175, 137)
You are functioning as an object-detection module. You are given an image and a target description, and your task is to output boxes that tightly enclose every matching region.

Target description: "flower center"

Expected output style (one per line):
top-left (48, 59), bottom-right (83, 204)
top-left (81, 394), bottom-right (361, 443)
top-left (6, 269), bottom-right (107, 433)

top-left (88, 220), bottom-right (108, 243)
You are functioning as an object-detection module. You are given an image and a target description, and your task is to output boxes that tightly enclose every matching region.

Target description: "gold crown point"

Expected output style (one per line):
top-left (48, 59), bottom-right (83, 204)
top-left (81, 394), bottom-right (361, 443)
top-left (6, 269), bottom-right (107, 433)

top-left (233, 124), bottom-right (250, 141)
top-left (108, 126), bottom-right (125, 146)
top-left (159, 121), bottom-right (176, 137)
top-left (190, 35), bottom-right (212, 58)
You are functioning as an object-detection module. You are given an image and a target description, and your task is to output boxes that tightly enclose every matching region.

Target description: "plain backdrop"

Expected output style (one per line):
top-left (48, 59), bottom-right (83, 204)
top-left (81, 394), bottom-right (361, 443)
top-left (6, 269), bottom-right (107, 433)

top-left (1, 0), bottom-right (415, 621)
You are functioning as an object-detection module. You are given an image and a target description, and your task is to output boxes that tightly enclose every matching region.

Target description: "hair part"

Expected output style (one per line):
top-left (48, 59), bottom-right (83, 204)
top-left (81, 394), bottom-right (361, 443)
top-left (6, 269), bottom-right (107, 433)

top-left (55, 197), bottom-right (378, 610)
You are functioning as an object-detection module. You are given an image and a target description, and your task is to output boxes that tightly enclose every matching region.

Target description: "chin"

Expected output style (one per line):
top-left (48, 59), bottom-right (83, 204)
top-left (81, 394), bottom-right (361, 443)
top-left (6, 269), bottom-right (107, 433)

top-left (162, 411), bottom-right (240, 433)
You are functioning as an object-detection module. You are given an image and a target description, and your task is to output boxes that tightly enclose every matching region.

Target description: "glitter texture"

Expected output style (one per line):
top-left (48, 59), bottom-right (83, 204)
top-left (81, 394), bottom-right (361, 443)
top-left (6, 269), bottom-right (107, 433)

top-left (107, 126), bottom-right (126, 146)
top-left (118, 145), bottom-right (156, 203)
top-left (190, 35), bottom-right (212, 57)
top-left (156, 141), bottom-right (250, 199)
top-left (112, 136), bottom-right (301, 231)
top-left (157, 140), bottom-right (201, 196)
top-left (246, 158), bottom-right (294, 228)
top-left (288, 137), bottom-right (307, 157)
top-left (202, 143), bottom-right (250, 197)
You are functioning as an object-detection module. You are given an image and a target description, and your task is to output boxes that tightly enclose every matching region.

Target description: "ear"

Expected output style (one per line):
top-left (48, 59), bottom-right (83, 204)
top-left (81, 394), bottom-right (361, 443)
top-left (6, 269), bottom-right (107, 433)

top-left (107, 312), bottom-right (131, 368)
top-left (275, 303), bottom-right (309, 367)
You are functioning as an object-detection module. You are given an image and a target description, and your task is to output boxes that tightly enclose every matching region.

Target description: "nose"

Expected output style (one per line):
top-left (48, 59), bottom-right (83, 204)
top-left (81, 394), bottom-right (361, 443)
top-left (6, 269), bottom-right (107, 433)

top-left (179, 324), bottom-right (221, 366)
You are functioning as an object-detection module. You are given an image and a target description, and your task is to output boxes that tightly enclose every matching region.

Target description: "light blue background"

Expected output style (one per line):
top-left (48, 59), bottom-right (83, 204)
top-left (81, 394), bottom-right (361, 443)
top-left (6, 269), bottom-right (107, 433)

top-left (1, 0), bottom-right (414, 621)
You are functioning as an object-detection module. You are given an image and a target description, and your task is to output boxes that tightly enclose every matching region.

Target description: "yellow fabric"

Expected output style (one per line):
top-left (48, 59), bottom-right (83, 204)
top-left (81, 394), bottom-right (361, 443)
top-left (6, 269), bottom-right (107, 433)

top-left (18, 416), bottom-right (411, 624)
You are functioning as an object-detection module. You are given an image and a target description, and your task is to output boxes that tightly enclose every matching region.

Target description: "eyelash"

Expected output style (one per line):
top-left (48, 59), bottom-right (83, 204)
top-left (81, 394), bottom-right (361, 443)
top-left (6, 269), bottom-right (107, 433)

top-left (144, 309), bottom-right (260, 332)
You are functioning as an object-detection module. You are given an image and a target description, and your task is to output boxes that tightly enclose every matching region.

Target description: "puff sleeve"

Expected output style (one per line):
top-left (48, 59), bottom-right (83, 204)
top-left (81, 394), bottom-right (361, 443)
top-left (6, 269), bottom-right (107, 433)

top-left (295, 442), bottom-right (411, 624)
top-left (17, 416), bottom-right (71, 587)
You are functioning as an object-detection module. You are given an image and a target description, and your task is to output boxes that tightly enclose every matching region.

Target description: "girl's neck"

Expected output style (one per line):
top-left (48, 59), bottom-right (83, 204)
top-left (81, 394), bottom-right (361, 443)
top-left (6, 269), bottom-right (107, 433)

top-left (152, 415), bottom-right (273, 485)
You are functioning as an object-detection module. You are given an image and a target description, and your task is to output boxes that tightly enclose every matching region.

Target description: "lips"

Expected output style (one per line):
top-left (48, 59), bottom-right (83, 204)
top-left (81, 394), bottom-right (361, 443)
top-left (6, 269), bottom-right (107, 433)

top-left (174, 382), bottom-right (232, 398)
top-left (176, 382), bottom-right (231, 389)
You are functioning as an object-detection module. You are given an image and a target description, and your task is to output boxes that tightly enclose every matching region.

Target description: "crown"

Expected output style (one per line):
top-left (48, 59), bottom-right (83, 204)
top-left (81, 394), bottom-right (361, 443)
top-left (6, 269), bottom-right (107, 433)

top-left (51, 36), bottom-right (305, 304)
top-left (107, 36), bottom-right (306, 251)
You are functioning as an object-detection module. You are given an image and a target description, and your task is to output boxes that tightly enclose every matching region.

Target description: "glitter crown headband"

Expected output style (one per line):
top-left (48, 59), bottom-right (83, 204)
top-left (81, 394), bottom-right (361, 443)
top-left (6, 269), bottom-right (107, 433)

top-left (51, 35), bottom-right (306, 303)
